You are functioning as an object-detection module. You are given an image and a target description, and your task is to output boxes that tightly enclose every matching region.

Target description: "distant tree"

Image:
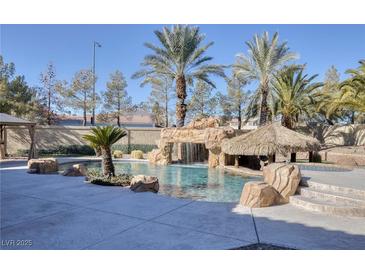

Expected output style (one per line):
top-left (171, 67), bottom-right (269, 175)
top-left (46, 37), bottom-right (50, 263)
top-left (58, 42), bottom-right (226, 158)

top-left (217, 74), bottom-right (248, 129)
top-left (59, 69), bottom-right (95, 126)
top-left (39, 62), bottom-right (59, 125)
top-left (132, 25), bottom-right (225, 127)
top-left (187, 80), bottom-right (218, 121)
top-left (139, 74), bottom-right (174, 127)
top-left (313, 65), bottom-right (345, 124)
top-left (234, 32), bottom-right (297, 126)
top-left (0, 55), bottom-right (49, 122)
top-left (103, 70), bottom-right (132, 127)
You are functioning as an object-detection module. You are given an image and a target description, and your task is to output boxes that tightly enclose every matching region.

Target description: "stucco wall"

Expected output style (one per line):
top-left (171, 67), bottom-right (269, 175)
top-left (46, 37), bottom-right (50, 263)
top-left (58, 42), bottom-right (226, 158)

top-left (6, 126), bottom-right (161, 154)
top-left (5, 124), bottom-right (365, 155)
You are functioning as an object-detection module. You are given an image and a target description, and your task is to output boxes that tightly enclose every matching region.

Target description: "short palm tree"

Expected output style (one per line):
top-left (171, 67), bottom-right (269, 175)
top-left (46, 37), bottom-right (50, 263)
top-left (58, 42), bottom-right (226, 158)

top-left (83, 126), bottom-right (127, 176)
top-left (272, 66), bottom-right (323, 129)
top-left (132, 25), bottom-right (225, 127)
top-left (233, 32), bottom-right (297, 126)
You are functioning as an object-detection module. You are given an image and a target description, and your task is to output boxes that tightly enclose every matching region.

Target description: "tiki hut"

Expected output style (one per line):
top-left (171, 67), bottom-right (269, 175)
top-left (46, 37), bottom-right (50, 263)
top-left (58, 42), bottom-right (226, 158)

top-left (221, 122), bottom-right (321, 166)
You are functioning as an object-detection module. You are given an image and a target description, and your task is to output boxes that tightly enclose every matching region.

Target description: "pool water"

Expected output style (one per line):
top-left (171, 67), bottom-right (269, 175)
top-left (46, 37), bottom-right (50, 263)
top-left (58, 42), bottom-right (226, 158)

top-left (69, 161), bottom-right (259, 203)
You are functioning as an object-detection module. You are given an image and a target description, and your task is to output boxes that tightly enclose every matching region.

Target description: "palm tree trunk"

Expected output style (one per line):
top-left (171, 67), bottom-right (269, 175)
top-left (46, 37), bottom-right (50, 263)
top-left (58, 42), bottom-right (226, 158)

top-left (165, 91), bottom-right (169, 127)
top-left (47, 88), bottom-right (51, 125)
top-left (282, 115), bottom-right (293, 129)
top-left (101, 146), bottom-right (115, 176)
top-left (117, 115), bottom-right (120, 127)
top-left (259, 81), bottom-right (270, 126)
top-left (83, 91), bottom-right (87, 126)
top-left (238, 105), bottom-right (242, 130)
top-left (176, 74), bottom-right (187, 127)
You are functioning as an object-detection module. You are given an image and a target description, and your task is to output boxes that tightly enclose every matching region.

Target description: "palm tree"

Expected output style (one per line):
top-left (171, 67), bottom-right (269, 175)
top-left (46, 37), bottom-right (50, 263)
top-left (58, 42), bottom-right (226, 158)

top-left (83, 126), bottom-right (127, 176)
top-left (326, 60), bottom-right (365, 123)
top-left (272, 65), bottom-right (323, 129)
top-left (132, 25), bottom-right (225, 127)
top-left (233, 32), bottom-right (297, 126)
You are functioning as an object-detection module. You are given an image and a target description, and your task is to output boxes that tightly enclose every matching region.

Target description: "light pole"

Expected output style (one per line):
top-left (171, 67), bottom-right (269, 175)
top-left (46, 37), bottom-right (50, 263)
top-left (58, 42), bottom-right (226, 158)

top-left (92, 41), bottom-right (101, 125)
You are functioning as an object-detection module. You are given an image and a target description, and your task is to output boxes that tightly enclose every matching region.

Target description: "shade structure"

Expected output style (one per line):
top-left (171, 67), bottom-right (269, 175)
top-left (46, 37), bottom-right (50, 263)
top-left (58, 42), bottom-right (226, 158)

top-left (221, 122), bottom-right (321, 156)
top-left (0, 113), bottom-right (37, 160)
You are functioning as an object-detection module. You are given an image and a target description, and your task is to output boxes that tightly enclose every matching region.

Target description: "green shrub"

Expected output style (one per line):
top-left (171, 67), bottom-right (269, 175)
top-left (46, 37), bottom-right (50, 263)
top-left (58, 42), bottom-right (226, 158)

top-left (113, 150), bottom-right (123, 158)
top-left (16, 145), bottom-right (95, 157)
top-left (131, 150), bottom-right (144, 159)
top-left (86, 170), bottom-right (132, 186)
top-left (111, 144), bottom-right (157, 154)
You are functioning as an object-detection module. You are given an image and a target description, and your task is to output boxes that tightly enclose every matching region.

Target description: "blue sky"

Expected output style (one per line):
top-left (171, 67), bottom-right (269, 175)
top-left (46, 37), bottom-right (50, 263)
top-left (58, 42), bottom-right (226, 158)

top-left (1, 24), bottom-right (364, 113)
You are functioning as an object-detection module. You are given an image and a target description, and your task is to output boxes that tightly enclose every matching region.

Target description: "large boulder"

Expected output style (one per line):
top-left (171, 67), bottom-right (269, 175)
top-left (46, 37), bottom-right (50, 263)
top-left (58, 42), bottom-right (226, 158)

top-left (240, 181), bottom-right (285, 207)
top-left (130, 175), bottom-right (159, 193)
top-left (62, 163), bottom-right (87, 176)
top-left (263, 163), bottom-right (301, 201)
top-left (27, 158), bottom-right (58, 174)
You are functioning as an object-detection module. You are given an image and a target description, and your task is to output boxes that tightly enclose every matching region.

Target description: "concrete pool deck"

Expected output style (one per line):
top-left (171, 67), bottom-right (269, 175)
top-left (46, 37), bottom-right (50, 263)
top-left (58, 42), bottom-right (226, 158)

top-left (1, 158), bottom-right (364, 250)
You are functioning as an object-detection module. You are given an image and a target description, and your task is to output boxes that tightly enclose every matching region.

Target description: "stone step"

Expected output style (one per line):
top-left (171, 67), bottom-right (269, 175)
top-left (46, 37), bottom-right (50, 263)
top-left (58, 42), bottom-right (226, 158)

top-left (300, 180), bottom-right (365, 199)
top-left (297, 187), bottom-right (365, 207)
top-left (289, 195), bottom-right (365, 217)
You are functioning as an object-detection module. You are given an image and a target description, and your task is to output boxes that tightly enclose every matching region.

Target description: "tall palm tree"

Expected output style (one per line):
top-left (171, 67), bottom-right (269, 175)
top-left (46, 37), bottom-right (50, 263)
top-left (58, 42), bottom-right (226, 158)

top-left (272, 66), bottom-right (323, 129)
top-left (83, 126), bottom-right (127, 176)
top-left (132, 25), bottom-right (225, 127)
top-left (233, 32), bottom-right (297, 126)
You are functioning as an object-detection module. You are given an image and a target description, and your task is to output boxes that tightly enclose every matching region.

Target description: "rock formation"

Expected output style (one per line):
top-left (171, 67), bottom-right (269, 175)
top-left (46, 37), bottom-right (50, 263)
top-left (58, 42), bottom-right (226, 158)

top-left (62, 163), bottom-right (87, 176)
top-left (27, 158), bottom-right (59, 174)
top-left (240, 182), bottom-right (285, 207)
top-left (263, 163), bottom-right (301, 201)
top-left (130, 175), bottom-right (159, 193)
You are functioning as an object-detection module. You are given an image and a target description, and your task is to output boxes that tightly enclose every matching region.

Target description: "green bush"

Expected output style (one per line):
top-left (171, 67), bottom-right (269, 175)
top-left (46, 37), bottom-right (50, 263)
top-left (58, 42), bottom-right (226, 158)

top-left (16, 145), bottom-right (95, 157)
top-left (131, 150), bottom-right (144, 159)
top-left (111, 144), bottom-right (157, 154)
top-left (113, 150), bottom-right (123, 158)
top-left (86, 170), bottom-right (132, 187)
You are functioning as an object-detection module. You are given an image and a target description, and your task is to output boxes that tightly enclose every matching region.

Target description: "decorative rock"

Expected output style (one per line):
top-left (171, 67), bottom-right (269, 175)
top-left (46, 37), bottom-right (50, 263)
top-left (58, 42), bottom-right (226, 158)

top-left (130, 175), bottom-right (159, 193)
top-left (240, 181), bottom-right (285, 207)
top-left (62, 163), bottom-right (87, 176)
top-left (27, 158), bottom-right (58, 174)
top-left (263, 163), bottom-right (301, 201)
top-left (185, 117), bottom-right (220, 129)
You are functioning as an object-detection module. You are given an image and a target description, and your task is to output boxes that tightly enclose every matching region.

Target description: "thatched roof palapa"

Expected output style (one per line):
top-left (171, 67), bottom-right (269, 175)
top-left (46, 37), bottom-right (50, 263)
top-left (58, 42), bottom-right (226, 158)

top-left (221, 122), bottom-right (321, 156)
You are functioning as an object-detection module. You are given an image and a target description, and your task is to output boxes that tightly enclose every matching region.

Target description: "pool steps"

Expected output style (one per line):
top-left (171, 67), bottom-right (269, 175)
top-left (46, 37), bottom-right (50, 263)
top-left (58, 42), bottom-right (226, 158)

top-left (290, 180), bottom-right (365, 217)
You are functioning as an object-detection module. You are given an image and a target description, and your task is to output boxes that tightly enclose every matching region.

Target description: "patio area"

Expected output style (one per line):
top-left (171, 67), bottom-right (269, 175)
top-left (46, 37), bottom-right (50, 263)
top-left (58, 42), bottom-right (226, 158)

top-left (1, 158), bottom-right (365, 250)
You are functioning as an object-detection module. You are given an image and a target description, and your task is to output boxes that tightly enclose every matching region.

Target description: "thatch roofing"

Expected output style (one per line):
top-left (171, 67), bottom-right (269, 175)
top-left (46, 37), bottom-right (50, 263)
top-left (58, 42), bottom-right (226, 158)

top-left (0, 113), bottom-right (36, 126)
top-left (221, 122), bottom-right (321, 156)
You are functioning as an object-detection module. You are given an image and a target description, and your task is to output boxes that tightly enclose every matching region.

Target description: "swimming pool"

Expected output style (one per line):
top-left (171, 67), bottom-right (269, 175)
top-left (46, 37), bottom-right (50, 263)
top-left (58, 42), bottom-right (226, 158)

top-left (62, 161), bottom-right (259, 203)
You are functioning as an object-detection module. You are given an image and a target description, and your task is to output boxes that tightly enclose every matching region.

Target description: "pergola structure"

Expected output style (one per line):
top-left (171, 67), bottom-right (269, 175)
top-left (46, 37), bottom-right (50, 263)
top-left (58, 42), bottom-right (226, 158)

top-left (0, 113), bottom-right (37, 160)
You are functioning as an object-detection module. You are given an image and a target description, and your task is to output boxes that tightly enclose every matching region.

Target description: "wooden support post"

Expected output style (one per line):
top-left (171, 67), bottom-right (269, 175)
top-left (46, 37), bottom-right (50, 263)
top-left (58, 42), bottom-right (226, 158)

top-left (290, 152), bottom-right (297, 163)
top-left (268, 154), bottom-right (276, 163)
top-left (234, 155), bottom-right (239, 167)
